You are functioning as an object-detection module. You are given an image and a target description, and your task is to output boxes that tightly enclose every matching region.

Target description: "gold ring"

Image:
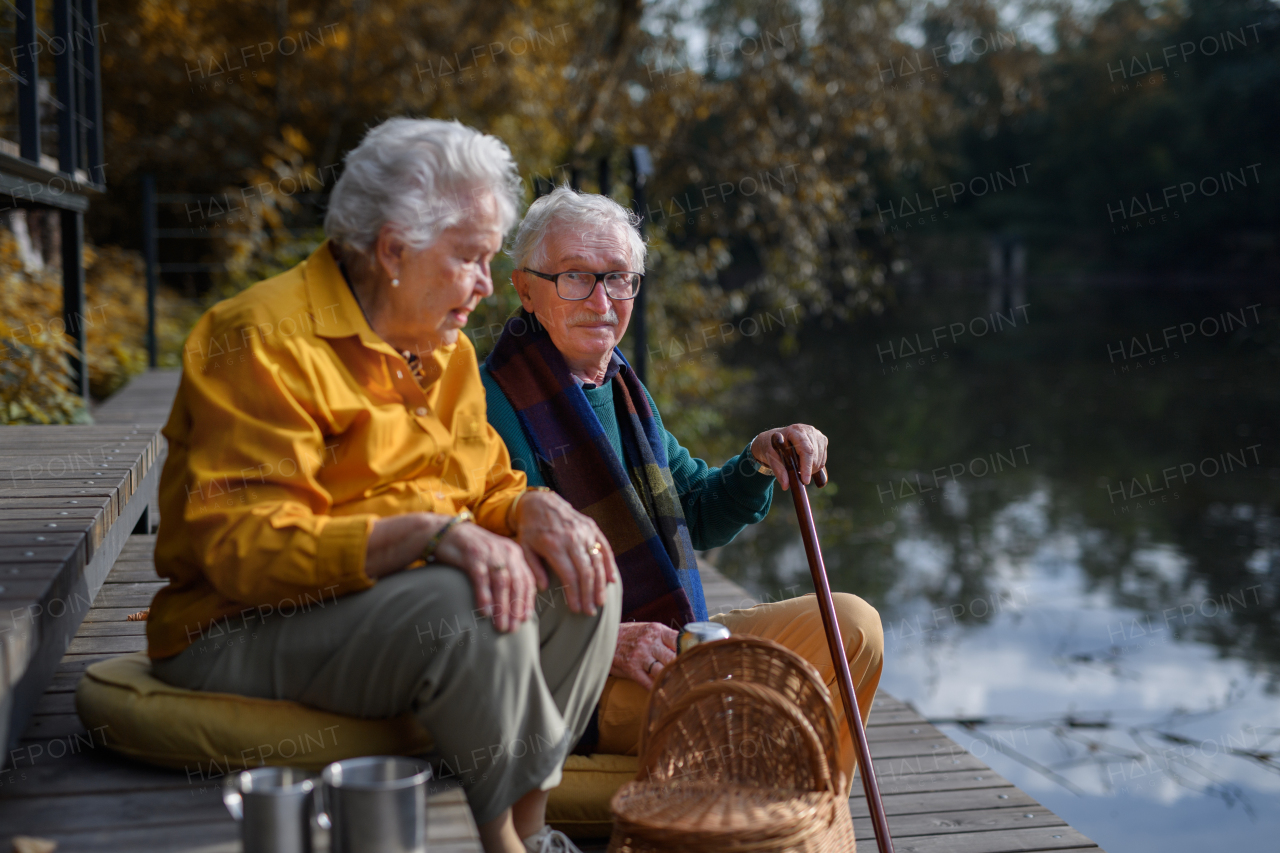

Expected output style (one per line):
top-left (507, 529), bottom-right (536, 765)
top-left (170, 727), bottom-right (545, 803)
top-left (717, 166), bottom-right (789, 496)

top-left (589, 541), bottom-right (603, 556)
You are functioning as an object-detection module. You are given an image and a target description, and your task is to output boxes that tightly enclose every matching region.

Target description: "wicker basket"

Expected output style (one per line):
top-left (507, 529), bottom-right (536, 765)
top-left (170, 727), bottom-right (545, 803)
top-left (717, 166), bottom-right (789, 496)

top-left (607, 637), bottom-right (857, 853)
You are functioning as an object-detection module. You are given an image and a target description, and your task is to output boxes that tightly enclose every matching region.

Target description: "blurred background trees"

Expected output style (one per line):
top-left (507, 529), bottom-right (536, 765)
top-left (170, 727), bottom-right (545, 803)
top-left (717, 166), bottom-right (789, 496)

top-left (4, 0), bottom-right (1276, 425)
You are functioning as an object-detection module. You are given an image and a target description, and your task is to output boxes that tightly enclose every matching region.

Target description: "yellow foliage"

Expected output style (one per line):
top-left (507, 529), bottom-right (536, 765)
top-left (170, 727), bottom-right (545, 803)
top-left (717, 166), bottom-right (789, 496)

top-left (0, 231), bottom-right (87, 424)
top-left (1, 229), bottom-right (192, 423)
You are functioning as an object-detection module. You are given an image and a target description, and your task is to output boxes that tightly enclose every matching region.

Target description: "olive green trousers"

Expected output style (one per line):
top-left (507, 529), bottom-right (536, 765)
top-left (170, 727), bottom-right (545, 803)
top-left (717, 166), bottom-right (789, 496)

top-left (153, 566), bottom-right (621, 826)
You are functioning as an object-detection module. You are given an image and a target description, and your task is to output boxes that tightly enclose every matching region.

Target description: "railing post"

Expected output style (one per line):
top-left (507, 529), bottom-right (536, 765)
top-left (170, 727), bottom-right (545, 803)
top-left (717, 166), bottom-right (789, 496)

top-left (598, 155), bottom-right (610, 196)
top-left (80, 0), bottom-right (106, 181)
top-left (629, 146), bottom-right (653, 385)
top-left (53, 0), bottom-right (77, 174)
top-left (142, 175), bottom-right (158, 367)
top-left (60, 208), bottom-right (89, 401)
top-left (15, 0), bottom-right (39, 162)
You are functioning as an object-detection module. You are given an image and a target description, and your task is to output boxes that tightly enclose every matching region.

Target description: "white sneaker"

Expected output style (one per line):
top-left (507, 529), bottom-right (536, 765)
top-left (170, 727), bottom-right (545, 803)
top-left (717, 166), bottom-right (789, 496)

top-left (522, 825), bottom-right (583, 853)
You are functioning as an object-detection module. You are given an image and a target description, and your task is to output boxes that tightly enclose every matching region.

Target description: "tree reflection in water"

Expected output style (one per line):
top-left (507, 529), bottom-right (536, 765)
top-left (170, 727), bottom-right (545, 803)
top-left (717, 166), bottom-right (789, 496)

top-left (703, 279), bottom-right (1278, 844)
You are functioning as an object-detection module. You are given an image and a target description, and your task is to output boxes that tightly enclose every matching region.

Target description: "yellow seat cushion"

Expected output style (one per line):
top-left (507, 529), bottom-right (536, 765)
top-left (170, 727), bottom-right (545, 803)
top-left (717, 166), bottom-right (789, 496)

top-left (549, 754), bottom-right (639, 838)
top-left (75, 652), bottom-right (633, 836)
top-left (75, 652), bottom-right (434, 773)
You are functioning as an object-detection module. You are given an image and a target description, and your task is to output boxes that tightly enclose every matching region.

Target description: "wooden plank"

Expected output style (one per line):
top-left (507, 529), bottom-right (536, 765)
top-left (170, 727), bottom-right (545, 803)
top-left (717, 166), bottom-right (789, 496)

top-left (92, 583), bottom-right (165, 608)
top-left (0, 532), bottom-right (90, 547)
top-left (863, 827), bottom-right (1098, 852)
top-left (866, 708), bottom-right (931, 726)
top-left (33, 690), bottom-right (78, 715)
top-left (0, 508), bottom-right (113, 521)
top-left (34, 821), bottom-right (239, 853)
top-left (866, 722), bottom-right (946, 742)
top-left (74, 619), bottom-right (148, 637)
top-left (869, 737), bottom-right (975, 759)
top-left (0, 497), bottom-right (114, 510)
top-left (28, 797), bottom-right (480, 853)
top-left (83, 607), bottom-right (152, 623)
top-left (847, 786), bottom-right (1040, 818)
top-left (0, 785), bottom-right (235, 834)
top-left (67, 634), bottom-right (150, 654)
top-left (0, 740), bottom-right (189, 798)
top-left (872, 769), bottom-right (1014, 797)
top-left (0, 543), bottom-right (82, 564)
top-left (19, 713), bottom-right (87, 739)
top-left (872, 752), bottom-right (990, 777)
top-left (854, 805), bottom-right (1063, 838)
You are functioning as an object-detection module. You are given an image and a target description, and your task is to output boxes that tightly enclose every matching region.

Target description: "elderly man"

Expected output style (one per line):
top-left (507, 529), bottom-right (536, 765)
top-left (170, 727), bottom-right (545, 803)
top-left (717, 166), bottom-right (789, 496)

top-left (148, 122), bottom-right (617, 853)
top-left (480, 188), bottom-right (883, 782)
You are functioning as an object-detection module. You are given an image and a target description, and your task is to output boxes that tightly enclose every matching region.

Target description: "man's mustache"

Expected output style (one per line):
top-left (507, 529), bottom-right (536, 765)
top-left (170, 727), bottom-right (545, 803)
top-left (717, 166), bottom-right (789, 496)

top-left (565, 307), bottom-right (619, 326)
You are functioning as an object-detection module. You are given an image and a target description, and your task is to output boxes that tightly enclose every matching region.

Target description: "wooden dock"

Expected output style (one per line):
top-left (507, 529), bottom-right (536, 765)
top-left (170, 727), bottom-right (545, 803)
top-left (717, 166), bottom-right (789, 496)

top-left (0, 369), bottom-right (1105, 852)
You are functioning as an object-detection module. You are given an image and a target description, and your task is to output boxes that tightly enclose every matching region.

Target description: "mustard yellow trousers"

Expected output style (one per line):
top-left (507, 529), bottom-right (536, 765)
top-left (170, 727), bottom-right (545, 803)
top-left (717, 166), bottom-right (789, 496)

top-left (595, 593), bottom-right (883, 787)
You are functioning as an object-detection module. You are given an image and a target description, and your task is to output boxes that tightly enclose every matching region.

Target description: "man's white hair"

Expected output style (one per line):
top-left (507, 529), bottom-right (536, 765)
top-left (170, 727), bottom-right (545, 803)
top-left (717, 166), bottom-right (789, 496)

top-left (509, 187), bottom-right (647, 273)
top-left (324, 118), bottom-right (521, 258)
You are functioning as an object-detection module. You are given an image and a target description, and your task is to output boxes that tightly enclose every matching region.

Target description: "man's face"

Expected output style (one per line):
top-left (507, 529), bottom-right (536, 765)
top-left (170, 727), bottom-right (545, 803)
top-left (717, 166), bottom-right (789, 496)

top-left (513, 224), bottom-right (635, 368)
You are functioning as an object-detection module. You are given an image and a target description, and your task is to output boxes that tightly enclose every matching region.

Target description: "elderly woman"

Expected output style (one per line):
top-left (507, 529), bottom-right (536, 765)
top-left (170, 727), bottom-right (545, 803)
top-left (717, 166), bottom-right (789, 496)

top-left (480, 188), bottom-right (883, 786)
top-left (146, 120), bottom-right (619, 853)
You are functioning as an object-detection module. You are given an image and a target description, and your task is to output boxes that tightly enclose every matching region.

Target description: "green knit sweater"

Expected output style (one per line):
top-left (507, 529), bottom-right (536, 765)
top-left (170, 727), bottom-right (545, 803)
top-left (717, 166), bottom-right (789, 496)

top-left (479, 363), bottom-right (774, 550)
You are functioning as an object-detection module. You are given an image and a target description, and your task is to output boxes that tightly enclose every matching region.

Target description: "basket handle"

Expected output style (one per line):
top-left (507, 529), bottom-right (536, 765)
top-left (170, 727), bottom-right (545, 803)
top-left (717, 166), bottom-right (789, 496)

top-left (640, 679), bottom-right (836, 796)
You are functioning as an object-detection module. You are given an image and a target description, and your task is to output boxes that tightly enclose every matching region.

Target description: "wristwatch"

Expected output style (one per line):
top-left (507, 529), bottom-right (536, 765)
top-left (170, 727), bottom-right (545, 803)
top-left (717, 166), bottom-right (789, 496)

top-left (422, 508), bottom-right (474, 564)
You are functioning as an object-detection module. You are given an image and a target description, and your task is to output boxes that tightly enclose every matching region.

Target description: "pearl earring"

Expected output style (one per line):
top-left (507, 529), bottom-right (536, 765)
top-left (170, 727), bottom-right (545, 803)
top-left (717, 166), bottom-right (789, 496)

top-left (391, 278), bottom-right (400, 287)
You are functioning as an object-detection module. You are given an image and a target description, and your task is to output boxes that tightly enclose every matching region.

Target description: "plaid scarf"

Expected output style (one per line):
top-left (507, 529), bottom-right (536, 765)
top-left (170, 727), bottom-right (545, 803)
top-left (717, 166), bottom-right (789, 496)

top-left (485, 313), bottom-right (706, 627)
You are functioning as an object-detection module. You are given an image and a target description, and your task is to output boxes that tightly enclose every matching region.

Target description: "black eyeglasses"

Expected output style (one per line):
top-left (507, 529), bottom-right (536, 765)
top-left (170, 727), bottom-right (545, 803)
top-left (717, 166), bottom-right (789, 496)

top-left (520, 269), bottom-right (644, 301)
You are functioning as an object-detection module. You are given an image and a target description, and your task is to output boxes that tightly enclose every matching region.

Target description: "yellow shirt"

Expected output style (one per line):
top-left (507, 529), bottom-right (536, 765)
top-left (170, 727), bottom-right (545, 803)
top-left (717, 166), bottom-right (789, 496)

top-left (147, 241), bottom-right (526, 659)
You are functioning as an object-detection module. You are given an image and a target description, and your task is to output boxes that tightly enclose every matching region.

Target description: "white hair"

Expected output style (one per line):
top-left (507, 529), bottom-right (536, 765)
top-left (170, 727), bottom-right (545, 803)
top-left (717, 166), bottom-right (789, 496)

top-left (324, 118), bottom-right (521, 259)
top-left (509, 187), bottom-right (647, 273)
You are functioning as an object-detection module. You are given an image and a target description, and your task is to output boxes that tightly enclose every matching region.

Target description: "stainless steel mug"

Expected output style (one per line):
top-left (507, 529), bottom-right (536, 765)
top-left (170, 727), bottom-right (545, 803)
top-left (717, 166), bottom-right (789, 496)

top-left (677, 620), bottom-right (731, 654)
top-left (222, 766), bottom-right (316, 853)
top-left (318, 756), bottom-right (432, 853)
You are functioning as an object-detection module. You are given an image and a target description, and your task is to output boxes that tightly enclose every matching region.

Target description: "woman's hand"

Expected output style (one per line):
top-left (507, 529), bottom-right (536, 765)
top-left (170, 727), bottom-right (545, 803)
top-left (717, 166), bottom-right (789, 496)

top-left (513, 491), bottom-right (619, 615)
top-left (612, 622), bottom-right (678, 689)
top-left (433, 521), bottom-right (537, 633)
top-left (750, 424), bottom-right (829, 490)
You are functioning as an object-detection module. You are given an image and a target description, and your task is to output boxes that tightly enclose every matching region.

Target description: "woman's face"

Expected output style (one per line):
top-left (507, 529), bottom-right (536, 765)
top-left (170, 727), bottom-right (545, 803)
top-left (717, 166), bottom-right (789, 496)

top-left (382, 191), bottom-right (504, 352)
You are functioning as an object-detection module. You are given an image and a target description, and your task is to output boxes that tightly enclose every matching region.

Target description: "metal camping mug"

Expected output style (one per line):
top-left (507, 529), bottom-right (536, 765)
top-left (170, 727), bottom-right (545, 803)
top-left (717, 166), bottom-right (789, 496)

top-left (318, 756), bottom-right (433, 853)
top-left (222, 766), bottom-right (317, 853)
top-left (678, 621), bottom-right (731, 654)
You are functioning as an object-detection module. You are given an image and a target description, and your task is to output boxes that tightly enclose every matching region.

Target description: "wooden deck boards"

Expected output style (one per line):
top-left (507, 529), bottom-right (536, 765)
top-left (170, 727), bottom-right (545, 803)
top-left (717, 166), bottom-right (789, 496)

top-left (0, 534), bottom-right (483, 852)
top-left (0, 369), bottom-right (179, 759)
top-left (0, 548), bottom-right (1106, 853)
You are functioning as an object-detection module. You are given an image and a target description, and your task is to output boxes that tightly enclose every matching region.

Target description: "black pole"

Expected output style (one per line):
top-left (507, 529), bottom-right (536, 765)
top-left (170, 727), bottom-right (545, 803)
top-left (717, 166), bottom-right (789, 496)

top-left (142, 175), bottom-right (158, 367)
top-left (629, 146), bottom-right (653, 385)
top-left (53, 0), bottom-right (77, 174)
top-left (16, 0), bottom-right (39, 162)
top-left (60, 208), bottom-right (89, 401)
top-left (597, 156), bottom-right (610, 196)
top-left (570, 166), bottom-right (582, 191)
top-left (81, 0), bottom-right (106, 182)
top-left (632, 182), bottom-right (648, 385)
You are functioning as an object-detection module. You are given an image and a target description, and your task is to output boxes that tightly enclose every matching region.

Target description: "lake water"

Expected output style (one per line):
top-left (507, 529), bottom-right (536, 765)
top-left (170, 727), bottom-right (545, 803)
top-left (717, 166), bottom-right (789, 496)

top-left (708, 278), bottom-right (1279, 853)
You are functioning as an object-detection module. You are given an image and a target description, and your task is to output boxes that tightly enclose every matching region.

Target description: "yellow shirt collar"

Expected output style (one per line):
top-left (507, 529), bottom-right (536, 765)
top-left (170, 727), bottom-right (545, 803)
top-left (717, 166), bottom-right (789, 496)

top-left (301, 239), bottom-right (457, 371)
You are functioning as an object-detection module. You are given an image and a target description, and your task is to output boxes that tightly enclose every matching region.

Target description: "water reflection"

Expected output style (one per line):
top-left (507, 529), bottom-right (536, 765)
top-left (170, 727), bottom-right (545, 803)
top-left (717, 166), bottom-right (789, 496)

top-left (710, 280), bottom-right (1279, 852)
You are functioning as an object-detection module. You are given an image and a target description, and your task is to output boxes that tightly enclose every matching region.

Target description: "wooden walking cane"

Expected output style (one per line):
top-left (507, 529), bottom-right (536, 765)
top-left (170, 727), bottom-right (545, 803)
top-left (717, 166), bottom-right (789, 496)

top-left (773, 433), bottom-right (895, 853)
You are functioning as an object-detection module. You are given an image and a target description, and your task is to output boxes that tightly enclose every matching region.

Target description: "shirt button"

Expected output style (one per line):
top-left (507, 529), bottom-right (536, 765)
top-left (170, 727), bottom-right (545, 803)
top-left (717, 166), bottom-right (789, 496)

top-left (434, 453), bottom-right (446, 465)
top-left (414, 406), bottom-right (427, 417)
